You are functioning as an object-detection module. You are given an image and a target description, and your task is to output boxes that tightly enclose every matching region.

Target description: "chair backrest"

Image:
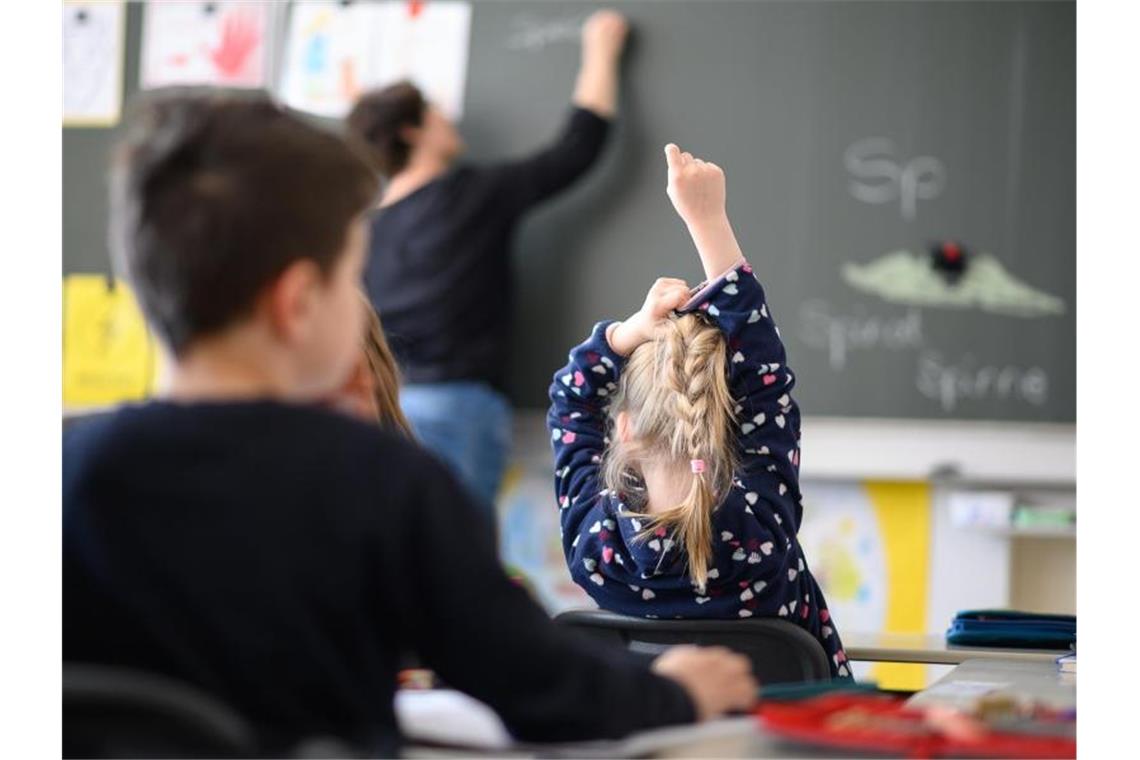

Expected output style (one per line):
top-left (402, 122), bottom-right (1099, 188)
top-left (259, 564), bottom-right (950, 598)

top-left (554, 609), bottom-right (831, 684)
top-left (63, 664), bottom-right (259, 759)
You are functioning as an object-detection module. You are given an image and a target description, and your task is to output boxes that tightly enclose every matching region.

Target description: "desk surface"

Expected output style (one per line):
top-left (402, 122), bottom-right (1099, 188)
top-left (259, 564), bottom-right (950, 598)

top-left (658, 659), bottom-right (1076, 758)
top-left (404, 658), bottom-right (1075, 758)
top-left (907, 657), bottom-right (1075, 711)
top-left (683, 659), bottom-right (1075, 758)
top-left (405, 717), bottom-right (856, 760)
top-left (843, 631), bottom-right (1071, 665)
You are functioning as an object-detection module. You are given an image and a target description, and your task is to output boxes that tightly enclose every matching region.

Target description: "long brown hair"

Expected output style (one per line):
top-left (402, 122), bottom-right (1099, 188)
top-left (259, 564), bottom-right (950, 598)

top-left (601, 313), bottom-right (737, 588)
top-left (360, 295), bottom-right (414, 437)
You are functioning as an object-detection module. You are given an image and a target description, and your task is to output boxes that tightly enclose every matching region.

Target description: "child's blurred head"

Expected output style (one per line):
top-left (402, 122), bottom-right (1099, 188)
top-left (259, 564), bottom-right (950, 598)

top-left (347, 82), bottom-right (464, 177)
top-left (602, 313), bottom-right (737, 588)
top-left (330, 294), bottom-right (414, 437)
top-left (110, 90), bottom-right (379, 399)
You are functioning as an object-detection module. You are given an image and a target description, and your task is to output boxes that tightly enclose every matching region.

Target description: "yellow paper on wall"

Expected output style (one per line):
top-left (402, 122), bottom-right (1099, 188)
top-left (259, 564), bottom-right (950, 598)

top-left (63, 275), bottom-right (156, 408)
top-left (866, 481), bottom-right (932, 691)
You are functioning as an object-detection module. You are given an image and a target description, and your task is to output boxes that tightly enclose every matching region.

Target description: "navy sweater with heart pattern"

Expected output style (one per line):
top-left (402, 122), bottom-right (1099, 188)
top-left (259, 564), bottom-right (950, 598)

top-left (547, 260), bottom-right (851, 679)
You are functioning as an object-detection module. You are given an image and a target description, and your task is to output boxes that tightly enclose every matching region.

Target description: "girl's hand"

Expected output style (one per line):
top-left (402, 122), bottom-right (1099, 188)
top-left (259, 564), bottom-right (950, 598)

top-left (607, 277), bottom-right (690, 356)
top-left (664, 143), bottom-right (746, 280)
top-left (665, 143), bottom-right (727, 230)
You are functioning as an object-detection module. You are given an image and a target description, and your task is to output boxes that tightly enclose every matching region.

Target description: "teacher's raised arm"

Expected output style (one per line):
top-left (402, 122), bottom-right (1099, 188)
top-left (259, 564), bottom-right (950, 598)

top-left (345, 10), bottom-right (633, 523)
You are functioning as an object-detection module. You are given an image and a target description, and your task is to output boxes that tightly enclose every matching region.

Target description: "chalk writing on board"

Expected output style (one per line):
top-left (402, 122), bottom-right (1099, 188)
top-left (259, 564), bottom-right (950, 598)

top-left (798, 300), bottom-right (924, 371)
top-left (843, 250), bottom-right (1066, 317)
top-left (506, 14), bottom-right (586, 51)
top-left (844, 138), bottom-right (945, 221)
top-left (916, 352), bottom-right (1048, 412)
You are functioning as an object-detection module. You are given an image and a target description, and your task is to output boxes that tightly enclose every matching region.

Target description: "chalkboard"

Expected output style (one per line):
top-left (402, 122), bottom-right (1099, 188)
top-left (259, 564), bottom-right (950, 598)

top-left (63, 1), bottom-right (1075, 423)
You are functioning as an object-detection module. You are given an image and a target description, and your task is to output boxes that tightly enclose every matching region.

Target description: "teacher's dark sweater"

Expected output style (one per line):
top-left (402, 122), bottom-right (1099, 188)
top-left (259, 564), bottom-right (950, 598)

top-left (63, 401), bottom-right (693, 755)
top-left (364, 107), bottom-right (611, 394)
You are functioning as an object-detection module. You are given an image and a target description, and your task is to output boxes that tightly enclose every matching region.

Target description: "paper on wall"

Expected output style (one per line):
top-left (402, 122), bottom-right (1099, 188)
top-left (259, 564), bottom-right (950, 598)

top-left (64, 1), bottom-right (125, 126)
top-left (279, 0), bottom-right (378, 118)
top-left (280, 1), bottom-right (471, 120)
top-left (140, 1), bottom-right (277, 89)
top-left (371, 1), bottom-right (471, 120)
top-left (63, 275), bottom-right (158, 408)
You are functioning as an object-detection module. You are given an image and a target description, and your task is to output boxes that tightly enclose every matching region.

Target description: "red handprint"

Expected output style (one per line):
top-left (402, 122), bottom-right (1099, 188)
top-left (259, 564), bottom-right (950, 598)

top-left (209, 10), bottom-right (260, 80)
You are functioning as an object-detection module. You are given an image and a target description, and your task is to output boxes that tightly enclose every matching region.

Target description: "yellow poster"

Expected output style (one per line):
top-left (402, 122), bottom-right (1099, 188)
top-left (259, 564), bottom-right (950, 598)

top-left (866, 481), bottom-right (932, 691)
top-left (63, 275), bottom-right (158, 408)
top-left (798, 480), bottom-right (933, 690)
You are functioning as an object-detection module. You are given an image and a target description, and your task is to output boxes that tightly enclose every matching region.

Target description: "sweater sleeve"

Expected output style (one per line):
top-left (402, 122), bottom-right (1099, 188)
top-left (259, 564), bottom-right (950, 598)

top-left (546, 320), bottom-right (626, 556)
top-left (490, 107), bottom-right (612, 217)
top-left (684, 260), bottom-right (805, 520)
top-left (400, 454), bottom-right (695, 742)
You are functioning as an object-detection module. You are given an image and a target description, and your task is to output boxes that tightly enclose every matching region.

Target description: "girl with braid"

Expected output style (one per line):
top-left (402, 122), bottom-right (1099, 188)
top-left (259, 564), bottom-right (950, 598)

top-left (547, 144), bottom-right (850, 679)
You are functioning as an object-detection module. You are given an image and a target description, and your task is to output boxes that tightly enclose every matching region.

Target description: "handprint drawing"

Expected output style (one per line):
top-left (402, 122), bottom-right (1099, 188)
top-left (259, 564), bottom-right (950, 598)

top-left (209, 9), bottom-right (260, 81)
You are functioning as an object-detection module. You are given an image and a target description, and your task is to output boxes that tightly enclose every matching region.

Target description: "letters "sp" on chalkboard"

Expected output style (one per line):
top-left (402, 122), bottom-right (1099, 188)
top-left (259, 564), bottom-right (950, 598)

top-left (844, 137), bottom-right (946, 221)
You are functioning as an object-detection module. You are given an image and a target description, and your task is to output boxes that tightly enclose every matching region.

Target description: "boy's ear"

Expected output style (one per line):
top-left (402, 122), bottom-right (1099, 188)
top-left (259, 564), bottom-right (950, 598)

top-left (265, 258), bottom-right (323, 344)
top-left (398, 123), bottom-right (422, 148)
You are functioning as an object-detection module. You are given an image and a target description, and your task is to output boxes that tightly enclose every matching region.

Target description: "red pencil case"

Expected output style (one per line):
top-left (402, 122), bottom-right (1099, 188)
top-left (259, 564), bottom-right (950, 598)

top-left (756, 693), bottom-right (1075, 759)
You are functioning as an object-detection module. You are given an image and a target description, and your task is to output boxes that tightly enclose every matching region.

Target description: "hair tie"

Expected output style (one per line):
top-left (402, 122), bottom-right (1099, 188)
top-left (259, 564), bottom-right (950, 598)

top-left (690, 459), bottom-right (706, 474)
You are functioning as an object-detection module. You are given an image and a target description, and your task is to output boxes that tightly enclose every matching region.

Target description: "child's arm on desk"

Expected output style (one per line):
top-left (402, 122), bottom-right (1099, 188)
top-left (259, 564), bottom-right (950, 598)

top-left (400, 459), bottom-right (757, 738)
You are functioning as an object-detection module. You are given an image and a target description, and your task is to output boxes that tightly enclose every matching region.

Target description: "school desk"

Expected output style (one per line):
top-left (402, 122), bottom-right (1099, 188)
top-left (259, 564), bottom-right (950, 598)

top-left (907, 657), bottom-right (1075, 712)
top-left (843, 631), bottom-right (1071, 665)
top-left (403, 659), bottom-right (1074, 758)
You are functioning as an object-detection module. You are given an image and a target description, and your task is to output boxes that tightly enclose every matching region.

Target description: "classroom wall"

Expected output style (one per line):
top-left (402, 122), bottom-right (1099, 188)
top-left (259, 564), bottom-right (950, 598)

top-left (1011, 538), bottom-right (1076, 615)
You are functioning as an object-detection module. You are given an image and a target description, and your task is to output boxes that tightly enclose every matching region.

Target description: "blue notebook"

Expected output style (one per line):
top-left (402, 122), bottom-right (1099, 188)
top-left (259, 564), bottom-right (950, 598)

top-left (945, 609), bottom-right (1075, 649)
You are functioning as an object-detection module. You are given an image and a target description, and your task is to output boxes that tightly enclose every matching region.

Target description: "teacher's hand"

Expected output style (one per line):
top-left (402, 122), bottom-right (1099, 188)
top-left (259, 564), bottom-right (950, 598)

top-left (582, 9), bottom-right (629, 65)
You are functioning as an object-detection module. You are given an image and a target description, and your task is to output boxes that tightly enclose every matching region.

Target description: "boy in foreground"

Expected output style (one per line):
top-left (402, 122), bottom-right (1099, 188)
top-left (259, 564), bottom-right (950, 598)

top-left (63, 92), bottom-right (756, 755)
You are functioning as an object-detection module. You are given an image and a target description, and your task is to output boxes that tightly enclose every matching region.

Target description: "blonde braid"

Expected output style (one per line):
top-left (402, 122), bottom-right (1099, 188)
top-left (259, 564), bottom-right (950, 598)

top-left (602, 313), bottom-right (737, 588)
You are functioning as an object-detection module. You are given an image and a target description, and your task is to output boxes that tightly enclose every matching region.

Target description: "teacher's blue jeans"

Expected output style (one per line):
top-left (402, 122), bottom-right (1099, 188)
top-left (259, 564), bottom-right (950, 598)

top-left (399, 381), bottom-right (511, 520)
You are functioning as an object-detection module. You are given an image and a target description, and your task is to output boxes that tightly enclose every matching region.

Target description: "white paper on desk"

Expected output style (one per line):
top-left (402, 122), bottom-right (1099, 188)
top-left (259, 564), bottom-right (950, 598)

top-left (64, 1), bottom-right (125, 126)
top-left (140, 1), bottom-right (277, 89)
top-left (395, 689), bottom-right (513, 750)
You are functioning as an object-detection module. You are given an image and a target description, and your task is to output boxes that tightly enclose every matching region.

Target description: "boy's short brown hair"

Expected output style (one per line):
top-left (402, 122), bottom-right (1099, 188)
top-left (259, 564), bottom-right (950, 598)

top-left (109, 89), bottom-right (379, 356)
top-left (345, 82), bottom-right (427, 177)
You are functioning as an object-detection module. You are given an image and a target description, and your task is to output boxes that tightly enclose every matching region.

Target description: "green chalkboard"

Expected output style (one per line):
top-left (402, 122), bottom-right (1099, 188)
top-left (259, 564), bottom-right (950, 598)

top-left (63, 1), bottom-right (1075, 422)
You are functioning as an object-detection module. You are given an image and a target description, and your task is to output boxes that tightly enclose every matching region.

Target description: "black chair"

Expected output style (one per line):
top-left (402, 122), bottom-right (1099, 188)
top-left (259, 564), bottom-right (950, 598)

top-left (555, 609), bottom-right (831, 685)
top-left (63, 664), bottom-right (260, 758)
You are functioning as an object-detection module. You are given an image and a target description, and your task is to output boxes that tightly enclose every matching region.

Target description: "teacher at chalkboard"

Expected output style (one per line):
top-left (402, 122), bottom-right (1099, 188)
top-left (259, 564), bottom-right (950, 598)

top-left (347, 10), bottom-right (629, 516)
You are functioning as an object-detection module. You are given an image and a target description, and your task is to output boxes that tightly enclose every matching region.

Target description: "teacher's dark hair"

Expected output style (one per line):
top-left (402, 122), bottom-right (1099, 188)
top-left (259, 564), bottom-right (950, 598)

top-left (108, 88), bottom-right (379, 356)
top-left (346, 81), bottom-right (427, 177)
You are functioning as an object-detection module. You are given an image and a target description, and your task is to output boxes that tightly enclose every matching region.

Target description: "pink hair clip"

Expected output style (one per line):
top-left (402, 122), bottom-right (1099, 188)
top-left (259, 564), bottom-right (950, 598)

top-left (690, 459), bottom-right (706, 474)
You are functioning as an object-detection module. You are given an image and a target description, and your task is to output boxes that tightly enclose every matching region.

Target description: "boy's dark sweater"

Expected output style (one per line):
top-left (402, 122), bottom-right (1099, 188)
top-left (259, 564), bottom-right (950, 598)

top-left (63, 400), bottom-right (693, 755)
